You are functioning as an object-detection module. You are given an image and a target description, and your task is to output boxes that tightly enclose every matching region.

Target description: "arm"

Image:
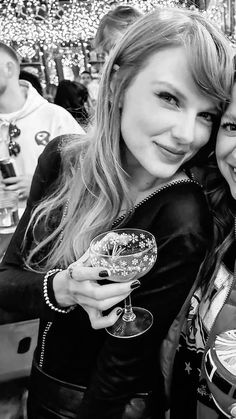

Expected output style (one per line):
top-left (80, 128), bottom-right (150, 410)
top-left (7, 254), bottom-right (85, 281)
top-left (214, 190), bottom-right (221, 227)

top-left (0, 137), bottom-right (62, 320)
top-left (0, 135), bottom-right (135, 325)
top-left (78, 186), bottom-right (213, 418)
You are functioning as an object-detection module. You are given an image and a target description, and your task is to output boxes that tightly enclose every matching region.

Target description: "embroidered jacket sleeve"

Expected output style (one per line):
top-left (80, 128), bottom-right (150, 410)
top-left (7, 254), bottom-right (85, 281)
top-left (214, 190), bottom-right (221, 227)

top-left (0, 136), bottom-right (66, 321)
top-left (78, 182), bottom-right (213, 418)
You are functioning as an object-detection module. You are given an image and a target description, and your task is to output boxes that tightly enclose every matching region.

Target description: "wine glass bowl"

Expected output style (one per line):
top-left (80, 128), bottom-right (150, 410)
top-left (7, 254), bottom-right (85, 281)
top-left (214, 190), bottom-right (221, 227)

top-left (89, 229), bottom-right (157, 338)
top-left (90, 229), bottom-right (157, 282)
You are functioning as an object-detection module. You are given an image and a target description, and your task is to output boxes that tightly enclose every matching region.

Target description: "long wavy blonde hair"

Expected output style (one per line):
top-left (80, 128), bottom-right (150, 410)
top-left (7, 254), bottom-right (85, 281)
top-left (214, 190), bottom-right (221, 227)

top-left (25, 7), bottom-right (234, 272)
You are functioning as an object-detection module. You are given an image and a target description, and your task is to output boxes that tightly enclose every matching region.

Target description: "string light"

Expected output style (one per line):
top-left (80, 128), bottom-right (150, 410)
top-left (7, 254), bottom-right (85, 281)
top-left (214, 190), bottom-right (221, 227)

top-left (0, 0), bottom-right (234, 66)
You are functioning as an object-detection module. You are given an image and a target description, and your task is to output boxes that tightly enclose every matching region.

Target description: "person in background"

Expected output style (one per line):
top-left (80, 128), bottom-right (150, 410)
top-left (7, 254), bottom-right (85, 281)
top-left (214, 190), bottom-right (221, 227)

top-left (0, 43), bottom-right (84, 200)
top-left (93, 4), bottom-right (142, 56)
top-left (44, 83), bottom-right (57, 103)
top-left (163, 67), bottom-right (236, 419)
top-left (0, 7), bottom-right (233, 419)
top-left (79, 70), bottom-right (96, 112)
top-left (79, 70), bottom-right (92, 88)
top-left (54, 80), bottom-right (89, 130)
top-left (19, 70), bottom-right (43, 96)
top-left (87, 4), bottom-right (143, 109)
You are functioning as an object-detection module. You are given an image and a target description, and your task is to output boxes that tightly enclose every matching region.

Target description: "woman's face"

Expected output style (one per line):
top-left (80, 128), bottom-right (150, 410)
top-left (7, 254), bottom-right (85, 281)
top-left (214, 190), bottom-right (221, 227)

top-left (216, 83), bottom-right (236, 199)
top-left (120, 46), bottom-right (218, 183)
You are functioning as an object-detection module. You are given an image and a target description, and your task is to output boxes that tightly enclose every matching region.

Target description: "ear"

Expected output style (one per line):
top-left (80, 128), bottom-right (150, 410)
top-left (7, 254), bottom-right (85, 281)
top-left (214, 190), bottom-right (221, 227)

top-left (6, 61), bottom-right (16, 78)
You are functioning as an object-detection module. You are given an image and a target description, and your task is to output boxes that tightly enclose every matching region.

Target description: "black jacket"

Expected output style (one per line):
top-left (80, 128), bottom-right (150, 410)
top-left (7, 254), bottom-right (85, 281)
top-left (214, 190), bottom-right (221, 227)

top-left (0, 137), bottom-right (213, 418)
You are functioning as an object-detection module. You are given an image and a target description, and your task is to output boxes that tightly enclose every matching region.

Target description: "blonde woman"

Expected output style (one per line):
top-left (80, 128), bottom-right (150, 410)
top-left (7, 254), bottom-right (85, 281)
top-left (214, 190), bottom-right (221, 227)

top-left (0, 7), bottom-right (234, 419)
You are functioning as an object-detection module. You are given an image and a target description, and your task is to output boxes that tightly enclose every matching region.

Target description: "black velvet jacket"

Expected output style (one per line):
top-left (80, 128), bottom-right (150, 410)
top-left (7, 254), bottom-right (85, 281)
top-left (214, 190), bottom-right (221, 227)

top-left (0, 137), bottom-right (213, 418)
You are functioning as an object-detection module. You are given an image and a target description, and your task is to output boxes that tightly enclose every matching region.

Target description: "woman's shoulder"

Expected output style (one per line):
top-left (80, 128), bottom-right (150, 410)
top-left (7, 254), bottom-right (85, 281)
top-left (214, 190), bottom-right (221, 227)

top-left (43, 133), bottom-right (83, 155)
top-left (161, 179), bottom-right (207, 209)
top-left (29, 134), bottom-right (87, 204)
top-left (133, 179), bottom-right (212, 239)
top-left (139, 178), bottom-right (209, 222)
top-left (38, 134), bottom-right (86, 171)
top-left (156, 179), bottom-right (212, 233)
top-left (36, 136), bottom-right (64, 180)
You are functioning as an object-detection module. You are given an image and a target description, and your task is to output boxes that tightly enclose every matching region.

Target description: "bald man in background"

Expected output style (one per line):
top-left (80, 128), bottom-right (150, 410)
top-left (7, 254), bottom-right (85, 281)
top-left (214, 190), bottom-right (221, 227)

top-left (0, 43), bottom-right (84, 200)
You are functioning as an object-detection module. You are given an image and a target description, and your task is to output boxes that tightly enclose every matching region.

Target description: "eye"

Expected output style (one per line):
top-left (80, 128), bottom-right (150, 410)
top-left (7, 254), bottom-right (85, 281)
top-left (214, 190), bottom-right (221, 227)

top-left (158, 92), bottom-right (179, 107)
top-left (221, 122), bottom-right (236, 132)
top-left (199, 112), bottom-right (216, 123)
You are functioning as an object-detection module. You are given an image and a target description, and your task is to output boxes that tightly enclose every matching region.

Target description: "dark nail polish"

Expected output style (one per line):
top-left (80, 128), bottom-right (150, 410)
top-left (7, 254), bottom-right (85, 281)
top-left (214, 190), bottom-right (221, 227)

top-left (130, 280), bottom-right (141, 289)
top-left (116, 308), bottom-right (123, 316)
top-left (99, 270), bottom-right (109, 278)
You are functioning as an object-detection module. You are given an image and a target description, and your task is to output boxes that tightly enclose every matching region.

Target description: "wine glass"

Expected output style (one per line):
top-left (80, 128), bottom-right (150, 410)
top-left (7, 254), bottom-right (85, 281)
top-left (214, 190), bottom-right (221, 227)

top-left (89, 228), bottom-right (157, 338)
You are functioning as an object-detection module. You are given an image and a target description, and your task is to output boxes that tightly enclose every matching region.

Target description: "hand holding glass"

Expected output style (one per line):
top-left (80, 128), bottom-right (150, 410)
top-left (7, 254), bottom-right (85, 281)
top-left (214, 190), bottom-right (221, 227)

top-left (90, 228), bottom-right (157, 338)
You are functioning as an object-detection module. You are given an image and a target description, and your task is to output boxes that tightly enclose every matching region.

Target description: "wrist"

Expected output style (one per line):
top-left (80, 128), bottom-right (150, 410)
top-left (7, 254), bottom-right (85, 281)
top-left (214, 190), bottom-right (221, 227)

top-left (52, 269), bottom-right (75, 307)
top-left (43, 269), bottom-right (76, 314)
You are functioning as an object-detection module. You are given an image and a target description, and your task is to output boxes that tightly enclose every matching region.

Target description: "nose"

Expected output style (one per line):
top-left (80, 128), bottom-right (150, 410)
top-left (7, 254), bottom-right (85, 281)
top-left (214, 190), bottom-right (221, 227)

top-left (172, 112), bottom-right (195, 146)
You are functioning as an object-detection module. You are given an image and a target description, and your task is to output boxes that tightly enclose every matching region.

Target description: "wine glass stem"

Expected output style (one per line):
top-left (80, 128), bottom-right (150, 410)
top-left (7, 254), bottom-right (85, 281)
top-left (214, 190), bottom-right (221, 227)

top-left (123, 295), bottom-right (136, 322)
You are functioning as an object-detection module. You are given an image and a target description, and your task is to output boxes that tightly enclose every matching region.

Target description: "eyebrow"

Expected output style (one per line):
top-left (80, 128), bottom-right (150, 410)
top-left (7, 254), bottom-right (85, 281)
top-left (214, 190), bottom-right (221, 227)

top-left (152, 81), bottom-right (187, 102)
top-left (152, 81), bottom-right (218, 113)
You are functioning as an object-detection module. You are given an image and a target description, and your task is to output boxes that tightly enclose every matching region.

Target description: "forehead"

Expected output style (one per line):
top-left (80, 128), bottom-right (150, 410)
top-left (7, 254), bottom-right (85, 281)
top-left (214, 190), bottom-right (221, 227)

top-left (127, 46), bottom-right (215, 108)
top-left (131, 47), bottom-right (191, 89)
top-left (0, 50), bottom-right (10, 63)
top-left (143, 46), bottom-right (187, 71)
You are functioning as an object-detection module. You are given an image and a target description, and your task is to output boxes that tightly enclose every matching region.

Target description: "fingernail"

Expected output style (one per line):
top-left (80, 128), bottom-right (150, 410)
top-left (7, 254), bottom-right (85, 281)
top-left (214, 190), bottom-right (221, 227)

top-left (116, 308), bottom-right (123, 316)
top-left (99, 270), bottom-right (110, 278)
top-left (130, 280), bottom-right (141, 289)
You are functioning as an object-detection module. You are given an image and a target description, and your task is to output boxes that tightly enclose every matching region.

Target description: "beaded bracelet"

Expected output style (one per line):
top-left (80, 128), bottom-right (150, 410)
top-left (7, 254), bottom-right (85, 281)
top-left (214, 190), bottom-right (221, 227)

top-left (43, 268), bottom-right (76, 314)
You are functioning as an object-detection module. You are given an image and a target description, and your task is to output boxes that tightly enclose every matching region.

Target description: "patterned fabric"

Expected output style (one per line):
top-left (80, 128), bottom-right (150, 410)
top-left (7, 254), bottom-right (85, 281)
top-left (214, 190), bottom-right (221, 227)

top-left (170, 263), bottom-right (234, 418)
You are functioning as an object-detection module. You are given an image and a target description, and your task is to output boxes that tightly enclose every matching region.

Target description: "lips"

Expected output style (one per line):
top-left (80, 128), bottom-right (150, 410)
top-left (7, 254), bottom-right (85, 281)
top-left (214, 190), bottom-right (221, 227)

top-left (158, 144), bottom-right (186, 155)
top-left (153, 142), bottom-right (187, 162)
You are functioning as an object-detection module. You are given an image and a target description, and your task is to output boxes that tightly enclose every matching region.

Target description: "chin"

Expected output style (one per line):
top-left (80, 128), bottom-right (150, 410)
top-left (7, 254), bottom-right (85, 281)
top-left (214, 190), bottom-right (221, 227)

top-left (150, 165), bottom-right (181, 180)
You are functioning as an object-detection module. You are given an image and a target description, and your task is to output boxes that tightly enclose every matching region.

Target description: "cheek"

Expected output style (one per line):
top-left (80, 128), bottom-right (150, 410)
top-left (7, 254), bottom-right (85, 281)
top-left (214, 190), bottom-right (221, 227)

top-left (120, 104), bottom-right (145, 141)
top-left (216, 135), bottom-right (231, 161)
top-left (120, 111), bottom-right (132, 143)
top-left (191, 124), bottom-right (211, 153)
top-left (196, 125), bottom-right (212, 149)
